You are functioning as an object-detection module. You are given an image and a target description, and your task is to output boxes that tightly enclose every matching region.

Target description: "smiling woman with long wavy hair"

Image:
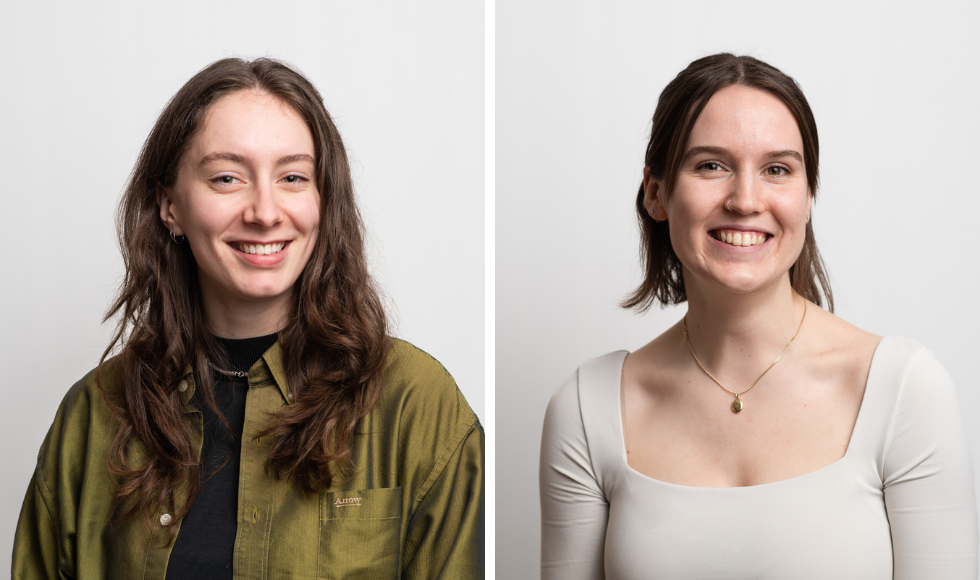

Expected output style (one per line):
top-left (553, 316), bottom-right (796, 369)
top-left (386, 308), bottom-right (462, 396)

top-left (13, 58), bottom-right (483, 580)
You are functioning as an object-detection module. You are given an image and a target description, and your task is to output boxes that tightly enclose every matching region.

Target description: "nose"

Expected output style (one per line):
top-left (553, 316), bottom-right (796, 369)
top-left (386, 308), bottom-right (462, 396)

top-left (726, 171), bottom-right (765, 215)
top-left (243, 181), bottom-right (284, 227)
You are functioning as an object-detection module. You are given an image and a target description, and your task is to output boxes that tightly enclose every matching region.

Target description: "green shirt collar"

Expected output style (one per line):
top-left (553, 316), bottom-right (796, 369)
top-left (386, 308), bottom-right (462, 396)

top-left (178, 341), bottom-right (291, 404)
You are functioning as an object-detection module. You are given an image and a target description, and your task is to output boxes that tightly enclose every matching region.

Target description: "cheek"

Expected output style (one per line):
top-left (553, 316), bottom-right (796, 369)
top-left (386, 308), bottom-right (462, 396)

top-left (666, 200), bottom-right (707, 244)
top-left (296, 198), bottom-right (321, 237)
top-left (171, 186), bottom-right (229, 238)
top-left (294, 206), bottom-right (321, 272)
top-left (289, 194), bottom-right (321, 256)
top-left (300, 206), bottom-right (321, 235)
top-left (303, 222), bottom-right (321, 257)
top-left (775, 194), bottom-right (809, 260)
top-left (666, 216), bottom-right (703, 267)
top-left (185, 207), bottom-right (232, 244)
top-left (777, 192), bottom-right (809, 229)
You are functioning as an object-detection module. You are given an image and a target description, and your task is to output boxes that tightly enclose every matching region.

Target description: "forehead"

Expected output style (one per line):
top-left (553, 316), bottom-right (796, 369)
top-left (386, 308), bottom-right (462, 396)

top-left (188, 90), bottom-right (315, 161)
top-left (687, 85), bottom-right (803, 154)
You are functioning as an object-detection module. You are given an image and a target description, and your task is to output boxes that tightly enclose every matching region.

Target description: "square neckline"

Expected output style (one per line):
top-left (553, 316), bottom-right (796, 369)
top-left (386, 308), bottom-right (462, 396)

top-left (613, 335), bottom-right (889, 491)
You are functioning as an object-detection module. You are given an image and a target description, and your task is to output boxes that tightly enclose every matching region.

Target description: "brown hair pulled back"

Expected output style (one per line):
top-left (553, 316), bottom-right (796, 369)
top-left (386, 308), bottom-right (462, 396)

top-left (99, 58), bottom-right (389, 530)
top-left (623, 53), bottom-right (833, 312)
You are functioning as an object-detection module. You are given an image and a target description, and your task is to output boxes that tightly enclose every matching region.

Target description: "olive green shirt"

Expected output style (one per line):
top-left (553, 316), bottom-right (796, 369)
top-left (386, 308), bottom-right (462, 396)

top-left (13, 340), bottom-right (484, 579)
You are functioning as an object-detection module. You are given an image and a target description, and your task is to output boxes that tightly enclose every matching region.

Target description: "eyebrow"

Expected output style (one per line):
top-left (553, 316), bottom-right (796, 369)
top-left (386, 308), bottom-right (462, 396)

top-left (198, 152), bottom-right (316, 167)
top-left (683, 146), bottom-right (804, 164)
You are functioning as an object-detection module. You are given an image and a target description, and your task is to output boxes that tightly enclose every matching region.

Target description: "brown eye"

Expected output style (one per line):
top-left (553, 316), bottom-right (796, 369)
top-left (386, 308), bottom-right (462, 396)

top-left (766, 166), bottom-right (790, 176)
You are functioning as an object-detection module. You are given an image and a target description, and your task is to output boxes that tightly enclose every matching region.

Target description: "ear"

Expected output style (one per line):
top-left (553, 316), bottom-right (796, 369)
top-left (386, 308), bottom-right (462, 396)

top-left (806, 189), bottom-right (812, 222)
top-left (156, 184), bottom-right (184, 236)
top-left (642, 167), bottom-right (667, 221)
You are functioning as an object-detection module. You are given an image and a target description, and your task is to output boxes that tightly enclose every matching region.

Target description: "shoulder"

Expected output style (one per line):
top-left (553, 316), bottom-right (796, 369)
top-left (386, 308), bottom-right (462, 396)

top-left (798, 305), bottom-right (883, 407)
top-left (540, 354), bottom-right (631, 503)
top-left (32, 357), bottom-right (123, 502)
top-left (542, 351), bottom-right (627, 479)
top-left (380, 339), bottom-right (477, 428)
top-left (541, 369), bottom-right (584, 463)
top-left (869, 336), bottom-right (953, 392)
top-left (872, 336), bottom-right (960, 418)
top-left (384, 339), bottom-right (460, 394)
top-left (376, 339), bottom-right (482, 459)
top-left (67, 353), bottom-right (125, 398)
top-left (544, 351), bottom-right (626, 425)
top-left (547, 350), bottom-right (628, 416)
top-left (42, 357), bottom-right (123, 453)
top-left (375, 340), bottom-right (482, 506)
top-left (804, 304), bottom-right (881, 370)
top-left (544, 369), bottom-right (580, 429)
top-left (864, 337), bottom-right (972, 476)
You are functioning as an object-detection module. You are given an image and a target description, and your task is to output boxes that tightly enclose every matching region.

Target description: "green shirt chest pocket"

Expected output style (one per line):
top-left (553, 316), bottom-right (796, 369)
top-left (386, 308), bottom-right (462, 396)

top-left (317, 487), bottom-right (403, 580)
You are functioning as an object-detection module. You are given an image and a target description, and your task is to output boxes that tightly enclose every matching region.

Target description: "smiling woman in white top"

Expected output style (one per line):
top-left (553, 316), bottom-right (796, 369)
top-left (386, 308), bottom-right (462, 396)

top-left (539, 53), bottom-right (977, 579)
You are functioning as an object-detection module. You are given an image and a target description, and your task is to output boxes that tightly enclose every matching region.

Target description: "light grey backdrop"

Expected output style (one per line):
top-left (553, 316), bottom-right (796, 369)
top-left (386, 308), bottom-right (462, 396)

top-left (498, 0), bottom-right (980, 577)
top-left (0, 1), bottom-right (484, 569)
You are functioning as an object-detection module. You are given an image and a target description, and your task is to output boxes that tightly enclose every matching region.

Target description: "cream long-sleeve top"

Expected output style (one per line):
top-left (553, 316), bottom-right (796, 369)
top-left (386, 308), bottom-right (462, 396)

top-left (539, 336), bottom-right (978, 579)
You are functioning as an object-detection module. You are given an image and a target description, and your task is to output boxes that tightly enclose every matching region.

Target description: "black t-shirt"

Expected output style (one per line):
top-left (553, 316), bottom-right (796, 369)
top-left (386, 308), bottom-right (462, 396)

top-left (165, 333), bottom-right (278, 580)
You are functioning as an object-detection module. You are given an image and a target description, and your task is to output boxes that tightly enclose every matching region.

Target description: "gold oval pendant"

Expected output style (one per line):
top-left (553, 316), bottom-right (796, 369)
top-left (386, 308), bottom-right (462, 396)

top-left (731, 397), bottom-right (743, 413)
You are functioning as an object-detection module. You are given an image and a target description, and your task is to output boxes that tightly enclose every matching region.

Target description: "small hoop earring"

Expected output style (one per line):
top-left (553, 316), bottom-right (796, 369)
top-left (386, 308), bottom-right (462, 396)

top-left (170, 230), bottom-right (185, 244)
top-left (726, 199), bottom-right (734, 213)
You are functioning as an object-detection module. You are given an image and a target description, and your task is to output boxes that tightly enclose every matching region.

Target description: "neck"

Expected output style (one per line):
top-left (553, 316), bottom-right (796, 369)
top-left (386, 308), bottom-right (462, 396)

top-left (199, 285), bottom-right (292, 340)
top-left (681, 272), bottom-right (805, 387)
top-left (212, 333), bottom-right (280, 373)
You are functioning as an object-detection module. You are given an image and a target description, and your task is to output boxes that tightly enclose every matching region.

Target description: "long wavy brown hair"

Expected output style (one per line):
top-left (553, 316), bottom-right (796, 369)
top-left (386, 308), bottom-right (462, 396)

top-left (98, 58), bottom-right (389, 530)
top-left (623, 53), bottom-right (834, 312)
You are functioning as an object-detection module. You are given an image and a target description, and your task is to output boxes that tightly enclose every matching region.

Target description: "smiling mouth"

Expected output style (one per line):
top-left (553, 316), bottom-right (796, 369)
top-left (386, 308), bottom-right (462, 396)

top-left (712, 230), bottom-right (769, 247)
top-left (232, 242), bottom-right (287, 255)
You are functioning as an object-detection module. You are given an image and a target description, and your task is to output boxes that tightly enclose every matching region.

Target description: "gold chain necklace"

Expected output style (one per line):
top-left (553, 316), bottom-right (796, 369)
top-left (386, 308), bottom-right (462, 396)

top-left (682, 300), bottom-right (807, 413)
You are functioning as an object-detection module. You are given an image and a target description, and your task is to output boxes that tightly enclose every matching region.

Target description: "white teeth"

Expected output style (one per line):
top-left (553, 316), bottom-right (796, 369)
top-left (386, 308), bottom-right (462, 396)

top-left (235, 242), bottom-right (286, 255)
top-left (717, 232), bottom-right (766, 247)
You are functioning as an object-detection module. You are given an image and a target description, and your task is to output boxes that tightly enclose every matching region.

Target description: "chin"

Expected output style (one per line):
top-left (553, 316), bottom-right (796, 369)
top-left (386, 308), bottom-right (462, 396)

top-left (716, 272), bottom-right (786, 295)
top-left (234, 283), bottom-right (295, 302)
top-left (692, 265), bottom-right (778, 295)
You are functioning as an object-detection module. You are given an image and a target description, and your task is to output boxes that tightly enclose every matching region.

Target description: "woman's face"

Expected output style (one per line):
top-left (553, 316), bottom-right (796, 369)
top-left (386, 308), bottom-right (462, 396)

top-left (158, 90), bottom-right (320, 317)
top-left (646, 85), bottom-right (810, 297)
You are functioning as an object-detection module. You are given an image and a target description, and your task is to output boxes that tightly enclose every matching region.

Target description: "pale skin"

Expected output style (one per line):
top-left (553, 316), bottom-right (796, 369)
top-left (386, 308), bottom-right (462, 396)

top-left (622, 86), bottom-right (881, 488)
top-left (157, 89), bottom-right (321, 339)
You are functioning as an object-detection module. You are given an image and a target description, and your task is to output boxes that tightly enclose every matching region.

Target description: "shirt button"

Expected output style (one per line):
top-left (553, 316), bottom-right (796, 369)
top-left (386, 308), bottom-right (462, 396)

top-left (178, 380), bottom-right (188, 393)
top-left (160, 513), bottom-right (173, 526)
